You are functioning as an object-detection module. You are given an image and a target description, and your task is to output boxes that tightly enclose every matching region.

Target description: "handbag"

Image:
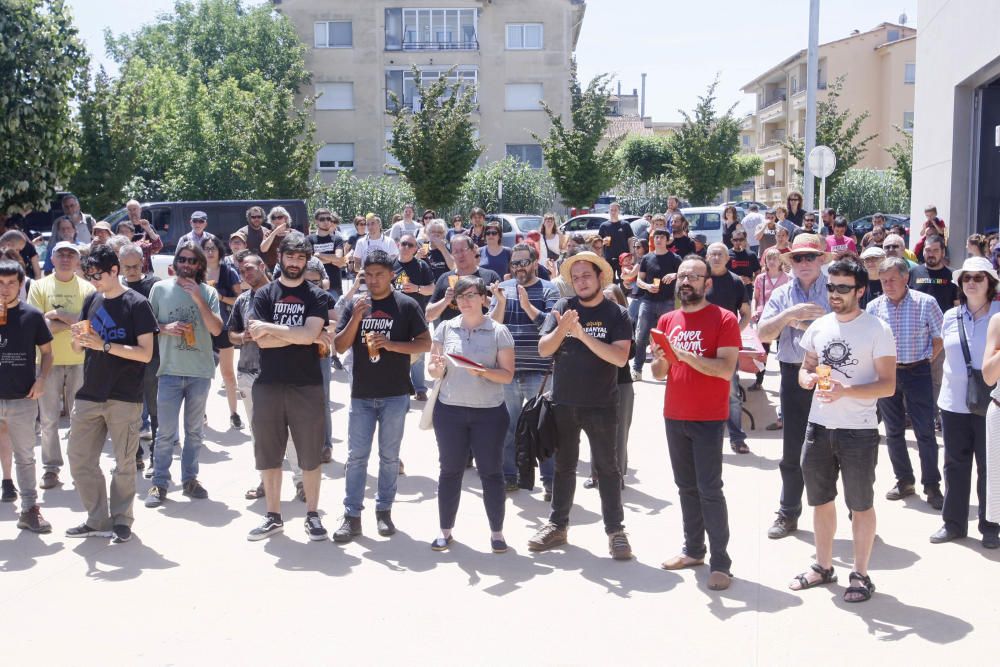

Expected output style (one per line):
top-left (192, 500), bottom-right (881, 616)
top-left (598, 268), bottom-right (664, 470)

top-left (958, 310), bottom-right (994, 417)
top-left (418, 368), bottom-right (444, 431)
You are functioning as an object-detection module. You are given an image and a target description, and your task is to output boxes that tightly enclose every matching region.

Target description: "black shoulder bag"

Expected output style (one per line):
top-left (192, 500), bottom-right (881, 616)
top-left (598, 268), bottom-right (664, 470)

top-left (958, 310), bottom-right (994, 417)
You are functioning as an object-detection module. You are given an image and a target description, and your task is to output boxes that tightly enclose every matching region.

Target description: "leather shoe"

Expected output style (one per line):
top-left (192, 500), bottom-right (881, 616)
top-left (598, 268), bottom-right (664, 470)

top-left (983, 534), bottom-right (1000, 549)
top-left (885, 482), bottom-right (915, 501)
top-left (661, 554), bottom-right (704, 570)
top-left (925, 486), bottom-right (944, 510)
top-left (929, 526), bottom-right (964, 544)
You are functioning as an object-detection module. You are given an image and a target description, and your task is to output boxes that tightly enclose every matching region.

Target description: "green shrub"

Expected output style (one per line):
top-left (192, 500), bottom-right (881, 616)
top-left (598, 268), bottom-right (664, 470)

top-left (446, 157), bottom-right (558, 217)
top-left (827, 169), bottom-right (910, 221)
top-left (309, 174), bottom-right (415, 227)
top-left (614, 169), bottom-right (683, 215)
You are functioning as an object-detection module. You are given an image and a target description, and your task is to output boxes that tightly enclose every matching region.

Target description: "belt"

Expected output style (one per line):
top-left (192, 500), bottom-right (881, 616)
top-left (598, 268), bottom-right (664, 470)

top-left (896, 359), bottom-right (930, 369)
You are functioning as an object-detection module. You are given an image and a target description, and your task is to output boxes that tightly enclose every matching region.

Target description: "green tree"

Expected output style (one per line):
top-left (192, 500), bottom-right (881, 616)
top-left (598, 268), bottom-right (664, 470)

top-left (387, 67), bottom-right (482, 211)
top-left (614, 169), bottom-right (683, 215)
top-left (886, 125), bottom-right (913, 191)
top-left (533, 61), bottom-right (619, 208)
top-left (310, 174), bottom-right (415, 227)
top-left (827, 168), bottom-right (909, 221)
top-left (784, 76), bottom-right (878, 205)
top-left (616, 135), bottom-right (672, 182)
top-left (449, 157), bottom-right (557, 217)
top-left (69, 67), bottom-right (127, 217)
top-left (666, 78), bottom-right (762, 206)
top-left (0, 0), bottom-right (88, 215)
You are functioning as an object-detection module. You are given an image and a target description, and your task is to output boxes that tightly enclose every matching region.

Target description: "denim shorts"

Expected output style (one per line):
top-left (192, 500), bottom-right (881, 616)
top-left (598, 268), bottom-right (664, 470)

top-left (801, 423), bottom-right (879, 511)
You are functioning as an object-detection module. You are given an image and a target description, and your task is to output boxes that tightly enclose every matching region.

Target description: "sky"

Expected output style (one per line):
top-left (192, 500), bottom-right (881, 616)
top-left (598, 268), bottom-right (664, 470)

top-left (67, 0), bottom-right (917, 121)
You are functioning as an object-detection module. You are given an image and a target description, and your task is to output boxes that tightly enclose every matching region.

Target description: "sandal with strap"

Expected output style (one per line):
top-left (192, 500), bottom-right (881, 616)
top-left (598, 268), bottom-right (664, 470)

top-left (730, 442), bottom-right (751, 454)
top-left (844, 571), bottom-right (875, 603)
top-left (790, 563), bottom-right (838, 591)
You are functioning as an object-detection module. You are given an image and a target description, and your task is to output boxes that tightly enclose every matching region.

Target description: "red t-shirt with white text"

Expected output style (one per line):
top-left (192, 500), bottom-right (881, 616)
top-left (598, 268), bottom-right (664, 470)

top-left (658, 305), bottom-right (741, 421)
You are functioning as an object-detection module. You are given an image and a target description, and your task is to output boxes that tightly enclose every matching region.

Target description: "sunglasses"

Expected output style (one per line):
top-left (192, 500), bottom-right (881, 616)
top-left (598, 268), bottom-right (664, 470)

top-left (883, 244), bottom-right (902, 250)
top-left (317, 216), bottom-right (333, 222)
top-left (485, 230), bottom-right (501, 236)
top-left (271, 216), bottom-right (287, 222)
top-left (791, 254), bottom-right (822, 263)
top-left (249, 214), bottom-right (263, 219)
top-left (191, 219), bottom-right (207, 224)
top-left (826, 283), bottom-right (858, 294)
top-left (803, 218), bottom-right (816, 223)
top-left (176, 256), bottom-right (199, 265)
top-left (510, 259), bottom-right (533, 268)
top-left (399, 241), bottom-right (416, 248)
top-left (961, 273), bottom-right (987, 284)
top-left (83, 271), bottom-right (105, 282)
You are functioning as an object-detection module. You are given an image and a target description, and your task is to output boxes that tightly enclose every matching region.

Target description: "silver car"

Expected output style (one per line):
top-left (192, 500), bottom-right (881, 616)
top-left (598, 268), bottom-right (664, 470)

top-left (485, 213), bottom-right (544, 248)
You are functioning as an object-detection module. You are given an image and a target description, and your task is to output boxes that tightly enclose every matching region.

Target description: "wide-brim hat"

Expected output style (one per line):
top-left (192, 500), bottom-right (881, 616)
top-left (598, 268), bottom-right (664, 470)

top-left (953, 256), bottom-right (999, 284)
top-left (780, 233), bottom-right (831, 265)
top-left (560, 251), bottom-right (614, 288)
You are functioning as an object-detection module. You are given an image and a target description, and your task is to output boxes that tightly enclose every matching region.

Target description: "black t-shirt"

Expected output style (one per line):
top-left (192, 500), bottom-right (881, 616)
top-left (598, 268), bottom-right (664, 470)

top-left (706, 270), bottom-right (747, 316)
top-left (393, 257), bottom-right (434, 310)
top-left (126, 275), bottom-right (161, 299)
top-left (251, 280), bottom-right (329, 386)
top-left (669, 235), bottom-right (697, 258)
top-left (308, 232), bottom-right (345, 294)
top-left (598, 220), bottom-right (635, 264)
top-left (910, 265), bottom-right (958, 314)
top-left (20, 243), bottom-right (39, 278)
top-left (336, 290), bottom-right (428, 399)
top-left (540, 296), bottom-right (632, 408)
top-left (722, 221), bottom-right (740, 249)
top-left (76, 290), bottom-right (159, 403)
top-left (639, 251), bottom-right (682, 302)
top-left (0, 302), bottom-right (53, 399)
top-left (728, 249), bottom-right (760, 301)
top-left (430, 268), bottom-right (501, 323)
top-left (425, 248), bottom-right (450, 280)
top-left (860, 277), bottom-right (883, 310)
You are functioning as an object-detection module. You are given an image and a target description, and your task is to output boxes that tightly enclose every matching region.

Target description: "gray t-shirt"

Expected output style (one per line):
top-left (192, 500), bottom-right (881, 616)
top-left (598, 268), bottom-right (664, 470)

top-left (433, 315), bottom-right (514, 408)
top-left (148, 279), bottom-right (220, 379)
top-left (228, 289), bottom-right (261, 374)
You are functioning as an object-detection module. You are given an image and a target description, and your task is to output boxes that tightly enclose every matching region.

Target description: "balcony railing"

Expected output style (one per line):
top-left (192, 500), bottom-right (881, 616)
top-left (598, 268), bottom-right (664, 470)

top-left (401, 39), bottom-right (479, 51)
top-left (761, 93), bottom-right (787, 109)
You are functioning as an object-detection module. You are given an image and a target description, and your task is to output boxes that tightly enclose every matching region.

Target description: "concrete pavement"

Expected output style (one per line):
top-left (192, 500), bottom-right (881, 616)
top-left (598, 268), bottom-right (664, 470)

top-left (2, 358), bottom-right (998, 665)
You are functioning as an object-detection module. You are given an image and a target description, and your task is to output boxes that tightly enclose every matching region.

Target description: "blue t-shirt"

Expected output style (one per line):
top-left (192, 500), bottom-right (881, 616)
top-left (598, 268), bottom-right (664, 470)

top-left (479, 246), bottom-right (512, 278)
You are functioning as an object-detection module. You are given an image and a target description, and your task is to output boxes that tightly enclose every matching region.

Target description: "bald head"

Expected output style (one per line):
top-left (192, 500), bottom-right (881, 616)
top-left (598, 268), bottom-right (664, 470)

top-left (706, 242), bottom-right (730, 274)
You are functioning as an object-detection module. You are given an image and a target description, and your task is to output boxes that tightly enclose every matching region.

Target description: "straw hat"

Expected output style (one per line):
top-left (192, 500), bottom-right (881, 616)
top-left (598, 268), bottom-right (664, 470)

top-left (559, 250), bottom-right (614, 288)
top-left (780, 233), bottom-right (830, 265)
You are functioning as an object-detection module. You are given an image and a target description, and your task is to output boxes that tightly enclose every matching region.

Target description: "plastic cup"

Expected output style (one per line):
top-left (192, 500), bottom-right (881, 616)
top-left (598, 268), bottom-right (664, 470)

top-left (816, 364), bottom-right (832, 390)
top-left (0, 301), bottom-right (9, 326)
top-left (448, 275), bottom-right (459, 289)
top-left (652, 278), bottom-right (661, 288)
top-left (365, 332), bottom-right (380, 363)
top-left (183, 324), bottom-right (197, 347)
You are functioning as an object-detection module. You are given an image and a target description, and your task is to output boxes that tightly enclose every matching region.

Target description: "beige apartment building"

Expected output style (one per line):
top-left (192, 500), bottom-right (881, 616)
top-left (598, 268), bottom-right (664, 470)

top-left (739, 22), bottom-right (916, 205)
top-left (272, 0), bottom-right (586, 179)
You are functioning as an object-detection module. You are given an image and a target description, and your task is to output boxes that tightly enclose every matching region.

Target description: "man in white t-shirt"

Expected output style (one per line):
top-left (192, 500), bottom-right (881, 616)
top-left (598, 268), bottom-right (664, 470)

top-left (389, 204), bottom-right (422, 242)
top-left (351, 215), bottom-right (398, 271)
top-left (790, 256), bottom-right (896, 604)
top-left (740, 204), bottom-right (765, 255)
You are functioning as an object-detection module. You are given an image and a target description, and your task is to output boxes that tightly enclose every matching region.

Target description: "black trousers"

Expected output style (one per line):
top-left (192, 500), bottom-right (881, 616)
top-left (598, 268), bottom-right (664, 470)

top-left (941, 410), bottom-right (1000, 538)
top-left (779, 361), bottom-right (813, 519)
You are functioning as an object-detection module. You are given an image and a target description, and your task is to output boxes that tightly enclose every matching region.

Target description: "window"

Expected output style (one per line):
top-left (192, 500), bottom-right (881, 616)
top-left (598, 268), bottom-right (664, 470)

top-left (388, 8), bottom-right (477, 50)
top-left (315, 82), bottom-right (354, 110)
top-left (506, 144), bottom-right (543, 169)
top-left (904, 63), bottom-right (916, 84)
top-left (506, 23), bottom-right (543, 50)
top-left (505, 83), bottom-right (543, 111)
top-left (887, 29), bottom-right (900, 42)
top-left (902, 111), bottom-right (914, 132)
top-left (317, 143), bottom-right (354, 171)
top-left (314, 21), bottom-right (352, 48)
top-left (386, 68), bottom-right (478, 111)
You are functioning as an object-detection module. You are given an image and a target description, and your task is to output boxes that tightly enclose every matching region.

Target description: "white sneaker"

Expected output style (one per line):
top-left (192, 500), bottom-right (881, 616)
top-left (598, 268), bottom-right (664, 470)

top-left (630, 369), bottom-right (642, 382)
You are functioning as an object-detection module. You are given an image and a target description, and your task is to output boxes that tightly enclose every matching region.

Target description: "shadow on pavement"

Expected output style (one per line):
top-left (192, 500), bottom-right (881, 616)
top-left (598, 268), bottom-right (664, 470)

top-left (690, 568), bottom-right (805, 619)
top-left (831, 590), bottom-right (974, 643)
top-left (0, 532), bottom-right (64, 572)
top-left (723, 451), bottom-right (780, 471)
top-left (530, 545), bottom-right (683, 598)
top-left (790, 532), bottom-right (920, 571)
top-left (73, 536), bottom-right (179, 582)
top-left (264, 535), bottom-right (361, 576)
top-left (156, 497), bottom-right (241, 528)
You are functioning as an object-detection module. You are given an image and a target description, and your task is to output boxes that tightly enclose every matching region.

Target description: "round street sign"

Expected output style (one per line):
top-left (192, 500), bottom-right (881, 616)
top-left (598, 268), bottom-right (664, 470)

top-left (808, 145), bottom-right (836, 178)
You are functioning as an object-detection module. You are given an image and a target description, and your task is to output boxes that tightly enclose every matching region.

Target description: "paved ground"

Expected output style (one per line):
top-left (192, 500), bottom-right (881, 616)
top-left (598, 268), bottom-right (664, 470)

top-left (3, 357), bottom-right (999, 665)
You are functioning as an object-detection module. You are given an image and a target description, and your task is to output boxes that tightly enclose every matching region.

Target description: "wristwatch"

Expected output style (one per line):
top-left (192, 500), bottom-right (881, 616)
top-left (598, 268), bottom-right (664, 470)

top-left (103, 341), bottom-right (112, 354)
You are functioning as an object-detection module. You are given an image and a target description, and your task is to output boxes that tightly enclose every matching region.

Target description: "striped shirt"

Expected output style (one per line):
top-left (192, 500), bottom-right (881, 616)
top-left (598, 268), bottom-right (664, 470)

top-left (759, 273), bottom-right (831, 363)
top-left (866, 288), bottom-right (943, 364)
top-left (491, 278), bottom-right (559, 373)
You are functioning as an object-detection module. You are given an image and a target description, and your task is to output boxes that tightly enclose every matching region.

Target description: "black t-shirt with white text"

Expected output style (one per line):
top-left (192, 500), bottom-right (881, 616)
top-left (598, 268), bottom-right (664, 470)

top-left (76, 290), bottom-right (159, 403)
top-left (429, 268), bottom-right (501, 323)
top-left (251, 280), bottom-right (329, 386)
top-left (308, 232), bottom-right (345, 294)
top-left (393, 257), bottom-right (434, 310)
top-left (909, 265), bottom-right (958, 315)
top-left (0, 302), bottom-right (53, 399)
top-left (639, 251), bottom-right (682, 302)
top-left (336, 290), bottom-right (428, 399)
top-left (706, 270), bottom-right (747, 316)
top-left (540, 296), bottom-right (632, 408)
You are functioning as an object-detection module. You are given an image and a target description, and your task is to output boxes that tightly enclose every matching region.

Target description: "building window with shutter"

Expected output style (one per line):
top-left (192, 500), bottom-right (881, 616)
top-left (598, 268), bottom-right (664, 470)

top-left (505, 83), bottom-right (544, 111)
top-left (317, 144), bottom-right (355, 171)
top-left (506, 144), bottom-right (543, 169)
top-left (506, 23), bottom-right (543, 50)
top-left (315, 82), bottom-right (354, 110)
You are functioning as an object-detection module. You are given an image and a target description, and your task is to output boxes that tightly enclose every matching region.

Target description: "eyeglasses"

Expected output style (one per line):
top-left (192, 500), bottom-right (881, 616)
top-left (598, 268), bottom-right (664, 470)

top-left (961, 273), bottom-right (987, 284)
top-left (791, 254), bottom-right (822, 263)
top-left (455, 292), bottom-right (483, 301)
top-left (732, 237), bottom-right (747, 243)
top-left (83, 271), bottom-right (104, 282)
top-left (176, 256), bottom-right (199, 265)
top-left (510, 259), bottom-right (533, 268)
top-left (485, 230), bottom-right (501, 236)
top-left (121, 263), bottom-right (143, 272)
top-left (826, 283), bottom-right (858, 294)
top-left (317, 216), bottom-right (333, 222)
top-left (677, 273), bottom-right (706, 282)
top-left (399, 242), bottom-right (416, 248)
top-left (422, 215), bottom-right (433, 220)
top-left (803, 218), bottom-right (816, 223)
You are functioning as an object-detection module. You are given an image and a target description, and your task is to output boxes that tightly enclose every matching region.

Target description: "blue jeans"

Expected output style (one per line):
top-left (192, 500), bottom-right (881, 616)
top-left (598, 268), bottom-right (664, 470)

top-left (879, 362), bottom-right (941, 488)
top-left (634, 299), bottom-right (673, 373)
top-left (627, 299), bottom-right (640, 330)
top-left (502, 371), bottom-right (554, 484)
top-left (726, 371), bottom-right (748, 445)
top-left (343, 394), bottom-right (410, 516)
top-left (410, 354), bottom-right (427, 393)
top-left (152, 375), bottom-right (211, 488)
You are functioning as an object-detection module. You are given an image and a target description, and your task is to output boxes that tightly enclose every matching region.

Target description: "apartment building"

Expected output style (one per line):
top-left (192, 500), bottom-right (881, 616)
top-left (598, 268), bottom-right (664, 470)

top-left (273, 0), bottom-right (587, 179)
top-left (739, 22), bottom-right (916, 205)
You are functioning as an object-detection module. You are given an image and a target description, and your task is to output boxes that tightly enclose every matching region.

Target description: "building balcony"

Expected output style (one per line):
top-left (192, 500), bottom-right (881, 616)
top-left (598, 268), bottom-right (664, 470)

top-left (398, 39), bottom-right (479, 51)
top-left (761, 186), bottom-right (786, 203)
top-left (791, 88), bottom-right (806, 111)
top-left (758, 96), bottom-right (786, 123)
top-left (756, 141), bottom-right (786, 162)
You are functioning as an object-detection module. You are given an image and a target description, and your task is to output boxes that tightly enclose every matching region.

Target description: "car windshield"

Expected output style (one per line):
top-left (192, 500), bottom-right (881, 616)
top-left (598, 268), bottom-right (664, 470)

top-left (515, 216), bottom-right (543, 232)
top-left (686, 213), bottom-right (721, 231)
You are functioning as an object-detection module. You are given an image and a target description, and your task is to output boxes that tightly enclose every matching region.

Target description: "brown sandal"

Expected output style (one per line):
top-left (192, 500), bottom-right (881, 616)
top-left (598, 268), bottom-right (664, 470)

top-left (244, 484), bottom-right (265, 500)
top-left (661, 554), bottom-right (705, 570)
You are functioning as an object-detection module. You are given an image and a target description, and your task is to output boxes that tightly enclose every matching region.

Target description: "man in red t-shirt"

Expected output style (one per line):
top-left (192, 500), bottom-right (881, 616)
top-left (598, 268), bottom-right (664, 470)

top-left (651, 255), bottom-right (741, 592)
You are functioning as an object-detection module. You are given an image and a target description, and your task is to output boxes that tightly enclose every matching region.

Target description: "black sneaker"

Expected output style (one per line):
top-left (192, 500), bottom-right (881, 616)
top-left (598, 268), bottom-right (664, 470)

top-left (1, 478), bottom-right (17, 503)
top-left (17, 506), bottom-right (52, 534)
top-left (305, 512), bottom-right (328, 541)
top-left (332, 515), bottom-right (362, 543)
top-left (332, 355), bottom-right (344, 370)
top-left (66, 523), bottom-right (112, 538)
top-left (925, 485), bottom-right (944, 510)
top-left (182, 479), bottom-right (208, 499)
top-left (248, 513), bottom-right (284, 541)
top-left (376, 510), bottom-right (396, 536)
top-left (230, 413), bottom-right (243, 429)
top-left (505, 479), bottom-right (519, 493)
top-left (112, 525), bottom-right (132, 544)
top-left (145, 485), bottom-right (167, 508)
top-left (767, 513), bottom-right (797, 539)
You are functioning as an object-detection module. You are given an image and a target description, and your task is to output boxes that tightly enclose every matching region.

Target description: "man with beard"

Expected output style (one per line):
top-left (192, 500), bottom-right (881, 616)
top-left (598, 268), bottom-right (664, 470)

top-left (117, 200), bottom-right (162, 273)
top-left (490, 243), bottom-right (560, 496)
top-left (632, 229), bottom-right (681, 381)
top-left (757, 234), bottom-right (831, 538)
top-left (237, 206), bottom-right (276, 268)
top-left (652, 255), bottom-right (741, 591)
top-left (790, 256), bottom-right (895, 603)
top-left (792, 212), bottom-right (822, 240)
top-left (307, 208), bottom-right (347, 301)
top-left (598, 203), bottom-right (635, 283)
top-left (393, 233), bottom-right (434, 401)
top-left (530, 252), bottom-right (633, 560)
top-left (246, 234), bottom-right (331, 541)
top-left (426, 235), bottom-right (501, 324)
top-left (145, 241), bottom-right (223, 508)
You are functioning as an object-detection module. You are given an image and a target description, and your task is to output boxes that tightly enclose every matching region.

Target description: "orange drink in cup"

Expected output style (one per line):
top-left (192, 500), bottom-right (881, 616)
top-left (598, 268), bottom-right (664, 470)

top-left (183, 322), bottom-right (197, 347)
top-left (816, 364), bottom-right (832, 391)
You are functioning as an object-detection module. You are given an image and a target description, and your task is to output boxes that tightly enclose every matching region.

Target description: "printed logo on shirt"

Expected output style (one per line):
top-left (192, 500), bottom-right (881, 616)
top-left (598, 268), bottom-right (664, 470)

top-left (729, 258), bottom-right (752, 270)
top-left (272, 295), bottom-right (306, 327)
top-left (167, 304), bottom-right (202, 351)
top-left (820, 338), bottom-right (859, 379)
top-left (668, 325), bottom-right (705, 356)
top-left (582, 320), bottom-right (607, 339)
top-left (914, 277), bottom-right (951, 286)
top-left (93, 306), bottom-right (127, 342)
top-left (361, 310), bottom-right (394, 337)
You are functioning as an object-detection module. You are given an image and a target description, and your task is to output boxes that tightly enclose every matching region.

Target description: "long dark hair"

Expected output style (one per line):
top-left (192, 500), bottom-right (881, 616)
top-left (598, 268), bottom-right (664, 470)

top-left (174, 240), bottom-right (208, 283)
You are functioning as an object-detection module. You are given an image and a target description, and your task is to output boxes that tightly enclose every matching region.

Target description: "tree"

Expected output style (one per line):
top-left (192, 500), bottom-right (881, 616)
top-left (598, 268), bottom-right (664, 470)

top-left (387, 67), bottom-right (482, 211)
top-left (616, 135), bottom-right (672, 182)
top-left (666, 78), bottom-right (762, 206)
top-left (886, 125), bottom-right (913, 191)
top-left (784, 76), bottom-right (878, 205)
top-left (69, 67), bottom-right (128, 217)
top-left (614, 169), bottom-right (684, 215)
top-left (310, 174), bottom-right (415, 227)
top-left (534, 61), bottom-right (619, 208)
top-left (827, 169), bottom-right (909, 221)
top-left (0, 0), bottom-right (88, 215)
top-left (449, 157), bottom-right (557, 217)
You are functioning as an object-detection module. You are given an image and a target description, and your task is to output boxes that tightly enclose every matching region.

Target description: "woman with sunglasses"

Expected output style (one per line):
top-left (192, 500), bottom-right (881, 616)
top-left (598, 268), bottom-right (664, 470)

top-left (427, 276), bottom-right (514, 553)
top-left (786, 191), bottom-right (806, 226)
top-left (930, 257), bottom-right (1000, 549)
top-left (203, 236), bottom-right (244, 429)
top-left (540, 213), bottom-right (564, 262)
top-left (479, 221), bottom-right (512, 279)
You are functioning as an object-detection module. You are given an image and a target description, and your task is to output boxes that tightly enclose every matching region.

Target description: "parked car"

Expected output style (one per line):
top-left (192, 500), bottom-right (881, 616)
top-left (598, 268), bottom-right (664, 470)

top-left (485, 213), bottom-right (543, 247)
top-left (592, 195), bottom-right (617, 214)
top-left (559, 213), bottom-right (641, 240)
top-left (103, 199), bottom-right (309, 278)
top-left (677, 206), bottom-right (743, 247)
top-left (849, 213), bottom-right (910, 242)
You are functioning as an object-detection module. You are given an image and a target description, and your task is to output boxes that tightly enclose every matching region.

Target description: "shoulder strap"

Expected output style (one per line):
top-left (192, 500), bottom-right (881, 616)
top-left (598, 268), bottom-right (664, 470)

top-left (957, 309), bottom-right (973, 369)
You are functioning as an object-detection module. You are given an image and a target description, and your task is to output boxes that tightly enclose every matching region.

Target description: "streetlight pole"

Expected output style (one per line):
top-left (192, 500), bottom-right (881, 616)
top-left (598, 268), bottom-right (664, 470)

top-left (803, 0), bottom-right (820, 210)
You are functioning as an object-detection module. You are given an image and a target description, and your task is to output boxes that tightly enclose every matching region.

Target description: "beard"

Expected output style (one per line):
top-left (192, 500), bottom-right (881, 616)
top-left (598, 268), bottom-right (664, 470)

top-left (678, 285), bottom-right (704, 305)
top-left (829, 297), bottom-right (854, 314)
top-left (282, 264), bottom-right (304, 279)
top-left (514, 268), bottom-right (535, 285)
top-left (925, 256), bottom-right (942, 268)
top-left (175, 263), bottom-right (198, 279)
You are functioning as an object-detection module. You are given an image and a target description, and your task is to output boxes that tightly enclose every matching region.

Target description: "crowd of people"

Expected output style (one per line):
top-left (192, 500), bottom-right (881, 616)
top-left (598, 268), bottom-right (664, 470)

top-left (2, 191), bottom-right (1000, 603)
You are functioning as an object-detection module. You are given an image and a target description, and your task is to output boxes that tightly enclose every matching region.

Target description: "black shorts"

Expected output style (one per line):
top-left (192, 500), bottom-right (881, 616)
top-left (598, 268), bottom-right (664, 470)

top-left (251, 383), bottom-right (326, 471)
top-left (212, 330), bottom-right (233, 350)
top-left (801, 423), bottom-right (879, 511)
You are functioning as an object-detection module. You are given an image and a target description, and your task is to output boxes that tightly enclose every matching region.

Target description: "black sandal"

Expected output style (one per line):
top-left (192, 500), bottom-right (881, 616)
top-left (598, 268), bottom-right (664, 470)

top-left (730, 442), bottom-right (751, 454)
top-left (790, 563), bottom-right (838, 590)
top-left (844, 571), bottom-right (875, 602)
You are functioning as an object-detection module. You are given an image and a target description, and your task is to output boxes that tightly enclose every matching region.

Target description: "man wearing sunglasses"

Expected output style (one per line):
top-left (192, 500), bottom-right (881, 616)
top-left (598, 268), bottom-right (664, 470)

top-left (881, 233), bottom-right (918, 269)
top-left (866, 256), bottom-right (945, 509)
top-left (307, 208), bottom-right (347, 303)
top-left (792, 212), bottom-right (822, 240)
top-left (67, 245), bottom-right (157, 543)
top-left (393, 233), bottom-right (435, 401)
top-left (757, 234), bottom-right (832, 538)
